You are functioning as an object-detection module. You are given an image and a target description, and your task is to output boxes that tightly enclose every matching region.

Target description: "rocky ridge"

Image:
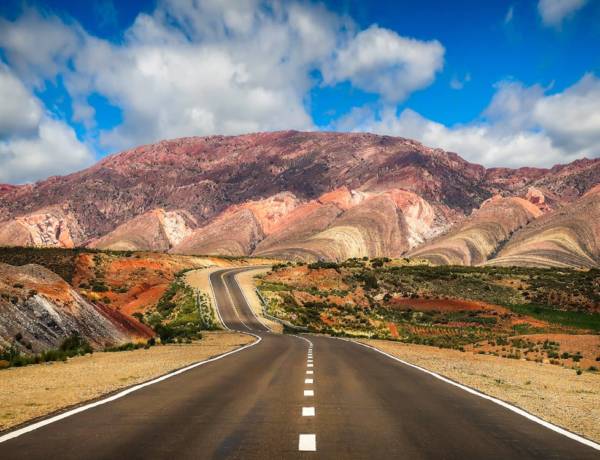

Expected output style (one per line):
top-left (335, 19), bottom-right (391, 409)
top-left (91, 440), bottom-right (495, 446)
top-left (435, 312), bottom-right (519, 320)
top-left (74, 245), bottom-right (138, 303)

top-left (0, 131), bottom-right (599, 266)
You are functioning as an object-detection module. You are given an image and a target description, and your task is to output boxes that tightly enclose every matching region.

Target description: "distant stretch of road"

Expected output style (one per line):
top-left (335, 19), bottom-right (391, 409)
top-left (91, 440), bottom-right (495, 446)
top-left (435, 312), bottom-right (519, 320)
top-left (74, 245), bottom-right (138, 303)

top-left (0, 267), bottom-right (598, 459)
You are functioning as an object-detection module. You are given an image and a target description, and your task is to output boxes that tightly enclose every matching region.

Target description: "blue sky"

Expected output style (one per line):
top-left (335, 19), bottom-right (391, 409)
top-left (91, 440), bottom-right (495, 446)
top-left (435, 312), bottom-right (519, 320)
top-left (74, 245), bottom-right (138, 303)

top-left (0, 0), bottom-right (599, 184)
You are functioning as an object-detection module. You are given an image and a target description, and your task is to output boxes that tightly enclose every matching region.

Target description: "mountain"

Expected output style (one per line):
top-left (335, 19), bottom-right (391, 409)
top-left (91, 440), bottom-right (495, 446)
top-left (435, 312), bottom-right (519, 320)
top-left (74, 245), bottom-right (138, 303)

top-left (409, 195), bottom-right (543, 265)
top-left (0, 131), bottom-right (599, 267)
top-left (0, 263), bottom-right (153, 352)
top-left (482, 185), bottom-right (600, 267)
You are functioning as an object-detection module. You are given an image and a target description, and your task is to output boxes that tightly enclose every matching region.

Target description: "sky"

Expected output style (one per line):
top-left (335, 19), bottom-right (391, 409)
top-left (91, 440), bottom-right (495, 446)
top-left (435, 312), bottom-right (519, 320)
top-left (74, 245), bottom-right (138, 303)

top-left (0, 0), bottom-right (599, 184)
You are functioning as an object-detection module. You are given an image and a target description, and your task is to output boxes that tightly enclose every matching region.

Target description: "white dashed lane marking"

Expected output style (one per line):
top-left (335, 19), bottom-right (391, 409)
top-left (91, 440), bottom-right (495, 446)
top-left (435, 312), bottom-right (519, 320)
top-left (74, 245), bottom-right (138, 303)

top-left (307, 364), bottom-right (313, 367)
top-left (304, 390), bottom-right (314, 396)
top-left (299, 434), bottom-right (316, 451)
top-left (305, 379), bottom-right (313, 384)
top-left (306, 370), bottom-right (313, 374)
top-left (302, 407), bottom-right (315, 416)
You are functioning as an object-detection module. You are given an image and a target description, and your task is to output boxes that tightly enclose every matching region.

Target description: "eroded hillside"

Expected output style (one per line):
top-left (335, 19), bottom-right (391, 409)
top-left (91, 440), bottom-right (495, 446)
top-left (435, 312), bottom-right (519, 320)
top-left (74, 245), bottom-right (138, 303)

top-left (1, 131), bottom-right (599, 266)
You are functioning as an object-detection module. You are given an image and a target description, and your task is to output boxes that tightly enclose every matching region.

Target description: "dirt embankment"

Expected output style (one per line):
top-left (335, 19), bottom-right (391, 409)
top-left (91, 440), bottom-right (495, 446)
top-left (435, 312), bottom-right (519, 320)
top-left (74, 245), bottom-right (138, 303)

top-left (357, 338), bottom-right (600, 444)
top-left (235, 268), bottom-right (283, 333)
top-left (0, 331), bottom-right (255, 433)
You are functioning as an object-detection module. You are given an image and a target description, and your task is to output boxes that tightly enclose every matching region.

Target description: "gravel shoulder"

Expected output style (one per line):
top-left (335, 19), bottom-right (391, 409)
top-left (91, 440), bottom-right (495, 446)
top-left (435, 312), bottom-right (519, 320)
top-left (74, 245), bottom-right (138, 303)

top-left (0, 331), bottom-right (255, 433)
top-left (184, 267), bottom-right (227, 325)
top-left (235, 268), bottom-right (283, 333)
top-left (356, 338), bottom-right (600, 444)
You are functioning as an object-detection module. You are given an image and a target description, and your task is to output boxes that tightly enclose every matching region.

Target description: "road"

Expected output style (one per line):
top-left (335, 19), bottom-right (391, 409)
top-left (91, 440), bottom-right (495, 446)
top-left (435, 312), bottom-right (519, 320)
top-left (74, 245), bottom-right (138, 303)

top-left (0, 266), bottom-right (598, 459)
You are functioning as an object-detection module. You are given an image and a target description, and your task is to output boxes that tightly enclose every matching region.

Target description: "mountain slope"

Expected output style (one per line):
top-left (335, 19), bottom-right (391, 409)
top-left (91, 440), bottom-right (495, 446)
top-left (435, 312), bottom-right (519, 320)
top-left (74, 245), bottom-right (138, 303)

top-left (483, 185), bottom-right (600, 267)
top-left (0, 263), bottom-right (153, 352)
top-left (0, 131), bottom-right (599, 266)
top-left (409, 196), bottom-right (543, 265)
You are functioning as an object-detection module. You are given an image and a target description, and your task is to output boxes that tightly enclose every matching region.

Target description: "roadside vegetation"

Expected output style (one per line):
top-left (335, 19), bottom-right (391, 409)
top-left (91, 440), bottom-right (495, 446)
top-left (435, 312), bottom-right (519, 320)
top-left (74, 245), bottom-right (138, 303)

top-left (0, 332), bottom-right (93, 370)
top-left (258, 258), bottom-right (600, 371)
top-left (134, 270), bottom-right (219, 343)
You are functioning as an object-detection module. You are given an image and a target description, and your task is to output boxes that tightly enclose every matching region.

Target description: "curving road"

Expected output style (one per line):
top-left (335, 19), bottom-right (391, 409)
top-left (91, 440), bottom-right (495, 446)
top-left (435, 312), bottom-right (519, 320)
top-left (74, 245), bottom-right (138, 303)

top-left (0, 266), bottom-right (598, 459)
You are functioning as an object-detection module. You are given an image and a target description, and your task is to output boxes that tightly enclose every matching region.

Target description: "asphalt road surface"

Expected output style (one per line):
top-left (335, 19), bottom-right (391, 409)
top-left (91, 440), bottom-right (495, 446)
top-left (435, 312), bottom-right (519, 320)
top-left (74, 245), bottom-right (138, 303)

top-left (0, 267), bottom-right (598, 459)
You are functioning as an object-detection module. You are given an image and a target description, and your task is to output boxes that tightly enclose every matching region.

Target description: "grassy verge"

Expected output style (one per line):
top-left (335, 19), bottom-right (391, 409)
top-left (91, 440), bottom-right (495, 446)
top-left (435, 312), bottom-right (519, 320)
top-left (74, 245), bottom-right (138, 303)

top-left (505, 304), bottom-right (600, 331)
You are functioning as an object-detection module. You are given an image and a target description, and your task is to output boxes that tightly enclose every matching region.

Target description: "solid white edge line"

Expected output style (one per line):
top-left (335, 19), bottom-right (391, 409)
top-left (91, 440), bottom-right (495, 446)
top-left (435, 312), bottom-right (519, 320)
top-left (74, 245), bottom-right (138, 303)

top-left (233, 271), bottom-right (272, 332)
top-left (298, 434), bottom-right (316, 451)
top-left (345, 338), bottom-right (600, 451)
top-left (0, 332), bottom-right (262, 444)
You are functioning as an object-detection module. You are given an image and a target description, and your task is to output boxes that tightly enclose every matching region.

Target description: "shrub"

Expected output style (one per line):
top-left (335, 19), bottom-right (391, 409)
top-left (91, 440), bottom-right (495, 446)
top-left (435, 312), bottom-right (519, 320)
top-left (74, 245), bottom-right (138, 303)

top-left (60, 332), bottom-right (93, 355)
top-left (0, 360), bottom-right (9, 369)
top-left (576, 369), bottom-right (583, 375)
top-left (12, 283), bottom-right (24, 289)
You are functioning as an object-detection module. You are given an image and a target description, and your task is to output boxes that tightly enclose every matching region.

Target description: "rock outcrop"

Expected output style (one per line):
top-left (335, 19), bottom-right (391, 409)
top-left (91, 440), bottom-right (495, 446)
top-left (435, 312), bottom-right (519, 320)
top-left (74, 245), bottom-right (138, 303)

top-left (483, 186), bottom-right (600, 268)
top-left (0, 263), bottom-right (153, 352)
top-left (91, 209), bottom-right (195, 251)
top-left (0, 207), bottom-right (85, 248)
top-left (409, 196), bottom-right (543, 265)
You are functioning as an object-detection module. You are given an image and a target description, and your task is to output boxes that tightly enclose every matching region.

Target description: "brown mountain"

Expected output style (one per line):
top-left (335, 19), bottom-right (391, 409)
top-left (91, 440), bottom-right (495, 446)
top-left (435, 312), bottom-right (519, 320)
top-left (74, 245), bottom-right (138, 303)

top-left (409, 195), bottom-right (543, 265)
top-left (482, 185), bottom-right (600, 267)
top-left (0, 131), bottom-right (599, 266)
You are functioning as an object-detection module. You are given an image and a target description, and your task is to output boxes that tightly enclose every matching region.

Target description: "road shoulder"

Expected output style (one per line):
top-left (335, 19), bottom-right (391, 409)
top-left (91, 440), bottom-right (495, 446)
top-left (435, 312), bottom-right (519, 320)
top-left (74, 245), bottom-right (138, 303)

top-left (0, 331), bottom-right (255, 434)
top-left (353, 338), bottom-right (600, 444)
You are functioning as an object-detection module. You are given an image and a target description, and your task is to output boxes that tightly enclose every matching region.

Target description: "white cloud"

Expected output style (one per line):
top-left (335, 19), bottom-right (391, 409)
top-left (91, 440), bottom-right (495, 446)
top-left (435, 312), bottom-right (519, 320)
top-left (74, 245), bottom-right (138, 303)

top-left (0, 64), bottom-right (93, 184)
top-left (0, 9), bottom-right (81, 86)
top-left (336, 73), bottom-right (600, 168)
top-left (321, 25), bottom-right (445, 103)
top-left (0, 0), bottom-right (443, 155)
top-left (0, 64), bottom-right (43, 137)
top-left (538, 0), bottom-right (590, 29)
top-left (0, 118), bottom-right (95, 184)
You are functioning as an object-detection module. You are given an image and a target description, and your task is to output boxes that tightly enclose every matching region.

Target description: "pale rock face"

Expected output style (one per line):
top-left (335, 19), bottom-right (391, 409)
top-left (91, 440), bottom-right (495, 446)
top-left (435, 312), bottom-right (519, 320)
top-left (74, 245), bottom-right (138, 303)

top-left (382, 189), bottom-right (437, 248)
top-left (0, 263), bottom-right (149, 351)
top-left (318, 187), bottom-right (371, 211)
top-left (157, 210), bottom-right (195, 246)
top-left (214, 192), bottom-right (301, 237)
top-left (16, 213), bottom-right (74, 247)
top-left (0, 208), bottom-right (83, 248)
top-left (526, 187), bottom-right (549, 211)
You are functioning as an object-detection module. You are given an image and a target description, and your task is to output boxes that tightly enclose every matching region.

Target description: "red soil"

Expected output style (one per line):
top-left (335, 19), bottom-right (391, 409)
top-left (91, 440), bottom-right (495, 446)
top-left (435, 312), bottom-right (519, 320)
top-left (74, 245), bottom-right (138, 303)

top-left (389, 298), bottom-right (494, 312)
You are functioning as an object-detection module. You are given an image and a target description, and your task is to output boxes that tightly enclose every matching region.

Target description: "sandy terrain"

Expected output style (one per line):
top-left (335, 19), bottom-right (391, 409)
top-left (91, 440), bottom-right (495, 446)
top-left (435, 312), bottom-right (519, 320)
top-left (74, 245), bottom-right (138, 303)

top-left (184, 267), bottom-right (229, 325)
top-left (356, 338), bottom-right (600, 443)
top-left (235, 268), bottom-right (283, 333)
top-left (0, 331), bottom-right (255, 433)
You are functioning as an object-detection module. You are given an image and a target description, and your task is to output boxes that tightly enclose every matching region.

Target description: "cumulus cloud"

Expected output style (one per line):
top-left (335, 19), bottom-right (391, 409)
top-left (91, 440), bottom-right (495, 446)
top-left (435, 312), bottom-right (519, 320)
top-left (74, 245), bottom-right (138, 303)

top-left (0, 64), bottom-right (43, 137)
top-left (335, 73), bottom-right (600, 168)
top-left (0, 118), bottom-right (95, 184)
top-left (538, 0), bottom-right (590, 28)
top-left (0, 64), bottom-right (94, 184)
top-left (321, 25), bottom-right (445, 102)
top-left (0, 9), bottom-right (81, 85)
top-left (0, 0), bottom-right (444, 155)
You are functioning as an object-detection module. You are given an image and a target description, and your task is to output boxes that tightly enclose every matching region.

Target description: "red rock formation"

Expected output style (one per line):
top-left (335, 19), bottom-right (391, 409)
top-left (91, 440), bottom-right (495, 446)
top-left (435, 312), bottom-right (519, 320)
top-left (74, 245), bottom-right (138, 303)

top-left (1, 131), bottom-right (600, 266)
top-left (0, 263), bottom-right (152, 352)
